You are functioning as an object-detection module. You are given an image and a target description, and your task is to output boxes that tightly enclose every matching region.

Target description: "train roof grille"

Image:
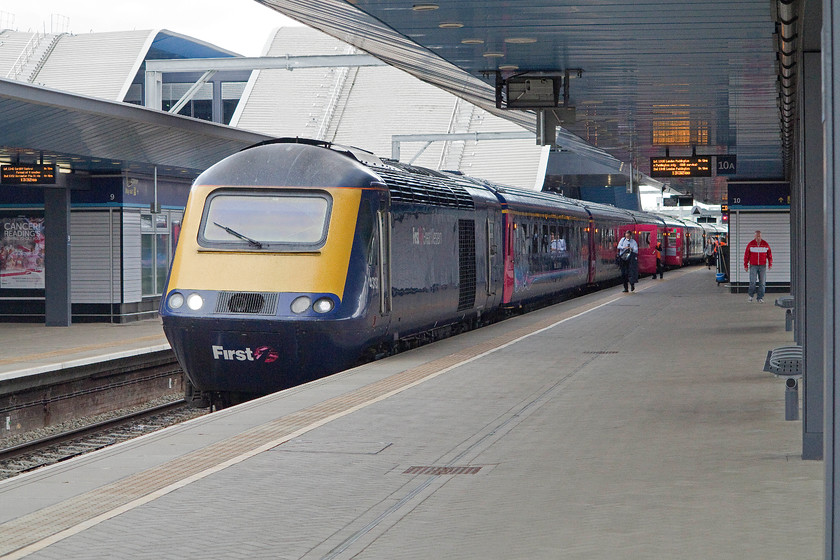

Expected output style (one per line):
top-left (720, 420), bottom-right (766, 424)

top-left (374, 168), bottom-right (475, 209)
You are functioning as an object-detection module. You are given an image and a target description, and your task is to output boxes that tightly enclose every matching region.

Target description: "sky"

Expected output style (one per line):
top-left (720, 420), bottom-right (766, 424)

top-left (1, 0), bottom-right (301, 56)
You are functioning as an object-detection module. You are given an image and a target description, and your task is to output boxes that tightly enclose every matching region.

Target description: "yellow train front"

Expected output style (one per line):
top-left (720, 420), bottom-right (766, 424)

top-left (161, 140), bottom-right (394, 406)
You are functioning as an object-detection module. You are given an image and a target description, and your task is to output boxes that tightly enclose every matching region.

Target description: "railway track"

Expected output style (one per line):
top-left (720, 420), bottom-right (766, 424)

top-left (0, 398), bottom-right (207, 480)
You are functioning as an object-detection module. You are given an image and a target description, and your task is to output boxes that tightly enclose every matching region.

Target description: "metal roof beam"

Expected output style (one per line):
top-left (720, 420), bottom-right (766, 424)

top-left (391, 131), bottom-right (533, 160)
top-left (168, 70), bottom-right (217, 115)
top-left (145, 54), bottom-right (386, 73)
top-left (144, 54), bottom-right (388, 113)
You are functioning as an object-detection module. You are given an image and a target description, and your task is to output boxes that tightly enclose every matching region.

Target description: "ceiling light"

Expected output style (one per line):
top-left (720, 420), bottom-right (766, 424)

top-left (499, 64), bottom-right (519, 70)
top-left (412, 3), bottom-right (439, 10)
top-left (461, 38), bottom-right (484, 44)
top-left (439, 22), bottom-right (464, 28)
top-left (504, 37), bottom-right (537, 44)
top-left (483, 52), bottom-right (504, 58)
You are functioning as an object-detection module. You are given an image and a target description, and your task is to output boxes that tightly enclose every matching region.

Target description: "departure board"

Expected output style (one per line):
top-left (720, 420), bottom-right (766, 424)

top-left (1, 164), bottom-right (57, 185)
top-left (649, 157), bottom-right (712, 178)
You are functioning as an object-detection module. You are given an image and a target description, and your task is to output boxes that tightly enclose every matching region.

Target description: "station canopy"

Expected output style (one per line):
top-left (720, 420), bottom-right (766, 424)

top-left (0, 78), bottom-right (269, 176)
top-left (259, 0), bottom-right (789, 204)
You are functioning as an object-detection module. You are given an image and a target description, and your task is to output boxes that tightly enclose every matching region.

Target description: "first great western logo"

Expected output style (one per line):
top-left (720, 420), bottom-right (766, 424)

top-left (211, 345), bottom-right (279, 363)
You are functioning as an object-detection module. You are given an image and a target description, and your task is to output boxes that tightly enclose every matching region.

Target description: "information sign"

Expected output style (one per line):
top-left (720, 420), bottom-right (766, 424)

top-left (728, 182), bottom-right (790, 208)
top-left (650, 157), bottom-right (712, 178)
top-left (1, 164), bottom-right (57, 185)
top-left (716, 155), bottom-right (737, 175)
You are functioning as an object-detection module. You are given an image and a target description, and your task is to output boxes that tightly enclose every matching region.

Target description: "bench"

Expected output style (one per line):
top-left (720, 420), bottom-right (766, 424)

top-left (763, 345), bottom-right (803, 378)
top-left (763, 345), bottom-right (802, 421)
top-left (775, 296), bottom-right (795, 331)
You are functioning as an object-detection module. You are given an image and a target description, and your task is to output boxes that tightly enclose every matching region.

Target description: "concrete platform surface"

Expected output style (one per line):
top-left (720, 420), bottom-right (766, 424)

top-left (0, 318), bottom-right (169, 381)
top-left (0, 267), bottom-right (823, 559)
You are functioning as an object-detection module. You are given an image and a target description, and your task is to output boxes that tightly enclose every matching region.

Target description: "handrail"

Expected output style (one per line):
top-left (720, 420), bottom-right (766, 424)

top-left (5, 31), bottom-right (44, 81)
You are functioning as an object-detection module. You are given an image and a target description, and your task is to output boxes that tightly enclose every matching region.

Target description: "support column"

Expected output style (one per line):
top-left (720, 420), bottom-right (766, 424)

top-left (144, 70), bottom-right (163, 110)
top-left (802, 50), bottom-right (824, 460)
top-left (44, 187), bottom-right (71, 326)
top-left (824, 0), bottom-right (840, 555)
top-left (213, 79), bottom-right (223, 124)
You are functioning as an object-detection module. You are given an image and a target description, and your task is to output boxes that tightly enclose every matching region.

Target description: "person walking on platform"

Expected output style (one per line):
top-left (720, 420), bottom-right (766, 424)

top-left (617, 230), bottom-right (639, 292)
top-left (654, 240), bottom-right (664, 279)
top-left (744, 230), bottom-right (772, 303)
top-left (703, 239), bottom-right (715, 269)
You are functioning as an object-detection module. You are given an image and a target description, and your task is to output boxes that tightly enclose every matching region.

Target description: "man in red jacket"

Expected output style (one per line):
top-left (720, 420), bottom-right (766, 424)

top-left (743, 230), bottom-right (773, 303)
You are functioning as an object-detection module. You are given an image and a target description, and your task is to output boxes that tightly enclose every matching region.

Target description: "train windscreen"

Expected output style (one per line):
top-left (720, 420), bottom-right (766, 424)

top-left (198, 190), bottom-right (332, 250)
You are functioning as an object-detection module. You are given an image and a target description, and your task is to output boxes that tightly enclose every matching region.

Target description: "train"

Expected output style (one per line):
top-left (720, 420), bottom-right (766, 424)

top-left (160, 138), bottom-right (721, 408)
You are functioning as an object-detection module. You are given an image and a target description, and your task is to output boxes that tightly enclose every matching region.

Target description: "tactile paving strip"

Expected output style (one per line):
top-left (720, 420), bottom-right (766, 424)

top-left (0, 294), bottom-right (617, 559)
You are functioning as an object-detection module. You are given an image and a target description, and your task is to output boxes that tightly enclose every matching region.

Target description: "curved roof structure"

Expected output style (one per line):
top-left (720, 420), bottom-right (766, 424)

top-left (232, 26), bottom-right (545, 188)
top-left (0, 29), bottom-right (258, 175)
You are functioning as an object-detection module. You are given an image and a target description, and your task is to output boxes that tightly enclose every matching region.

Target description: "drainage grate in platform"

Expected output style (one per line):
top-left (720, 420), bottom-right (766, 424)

top-left (403, 466), bottom-right (482, 475)
top-left (582, 351), bottom-right (619, 354)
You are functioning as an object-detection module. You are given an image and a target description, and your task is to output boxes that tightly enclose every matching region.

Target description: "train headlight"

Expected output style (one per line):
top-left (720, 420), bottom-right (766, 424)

top-left (186, 293), bottom-right (204, 311)
top-left (313, 297), bottom-right (334, 314)
top-left (167, 292), bottom-right (185, 310)
top-left (291, 296), bottom-right (311, 314)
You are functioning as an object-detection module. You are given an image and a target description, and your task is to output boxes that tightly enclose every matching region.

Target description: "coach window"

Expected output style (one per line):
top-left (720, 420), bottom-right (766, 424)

top-left (141, 213), bottom-right (170, 297)
top-left (516, 222), bottom-right (528, 257)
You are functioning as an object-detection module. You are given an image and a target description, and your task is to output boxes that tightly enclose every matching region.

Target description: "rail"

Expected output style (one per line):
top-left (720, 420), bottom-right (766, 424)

top-left (5, 31), bottom-right (44, 80)
top-left (0, 400), bottom-right (203, 479)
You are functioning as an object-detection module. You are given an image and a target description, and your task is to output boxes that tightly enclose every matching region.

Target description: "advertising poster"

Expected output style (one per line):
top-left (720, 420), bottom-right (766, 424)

top-left (0, 216), bottom-right (45, 289)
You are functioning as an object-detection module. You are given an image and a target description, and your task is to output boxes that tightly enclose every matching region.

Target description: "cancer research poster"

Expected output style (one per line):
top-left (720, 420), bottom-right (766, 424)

top-left (0, 216), bottom-right (45, 289)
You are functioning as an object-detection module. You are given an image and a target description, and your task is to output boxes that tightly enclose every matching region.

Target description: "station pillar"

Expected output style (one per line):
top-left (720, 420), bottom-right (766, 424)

top-left (44, 186), bottom-right (71, 326)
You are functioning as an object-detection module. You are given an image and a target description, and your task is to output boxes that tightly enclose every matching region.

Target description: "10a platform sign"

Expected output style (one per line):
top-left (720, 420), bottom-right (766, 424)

top-left (716, 155), bottom-right (737, 175)
top-left (1, 164), bottom-right (57, 185)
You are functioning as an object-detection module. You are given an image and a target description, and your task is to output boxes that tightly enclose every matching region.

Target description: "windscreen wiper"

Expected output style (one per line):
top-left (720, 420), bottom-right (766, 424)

top-left (213, 222), bottom-right (263, 248)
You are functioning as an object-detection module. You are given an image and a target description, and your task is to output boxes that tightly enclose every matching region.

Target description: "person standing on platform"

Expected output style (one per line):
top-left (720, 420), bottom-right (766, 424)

top-left (617, 230), bottom-right (639, 292)
top-left (743, 230), bottom-right (772, 303)
top-left (654, 240), bottom-right (664, 279)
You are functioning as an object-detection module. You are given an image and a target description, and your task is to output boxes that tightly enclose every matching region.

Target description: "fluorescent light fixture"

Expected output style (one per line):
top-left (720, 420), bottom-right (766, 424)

top-left (504, 37), bottom-right (538, 44)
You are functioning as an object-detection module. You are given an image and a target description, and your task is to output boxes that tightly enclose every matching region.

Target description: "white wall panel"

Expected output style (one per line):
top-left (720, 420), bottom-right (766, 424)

top-left (70, 212), bottom-right (110, 303)
top-left (729, 211), bottom-right (790, 287)
top-left (122, 210), bottom-right (142, 303)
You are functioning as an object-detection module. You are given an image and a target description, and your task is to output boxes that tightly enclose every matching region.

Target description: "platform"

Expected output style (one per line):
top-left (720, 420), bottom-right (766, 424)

top-left (0, 318), bottom-right (169, 382)
top-left (0, 267), bottom-right (822, 559)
